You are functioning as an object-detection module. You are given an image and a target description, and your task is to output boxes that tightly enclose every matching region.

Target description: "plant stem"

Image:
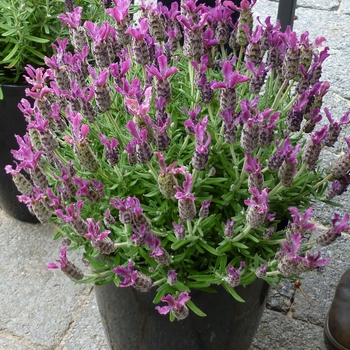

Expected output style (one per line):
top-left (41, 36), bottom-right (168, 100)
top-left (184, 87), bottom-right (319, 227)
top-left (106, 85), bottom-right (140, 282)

top-left (314, 173), bottom-right (333, 190)
top-left (152, 277), bottom-right (167, 287)
top-left (179, 135), bottom-right (190, 157)
top-left (268, 181), bottom-right (283, 197)
top-left (230, 144), bottom-right (239, 178)
top-left (98, 169), bottom-right (115, 185)
top-left (232, 224), bottom-right (252, 242)
top-left (271, 79), bottom-right (289, 110)
top-left (220, 43), bottom-right (227, 61)
top-left (236, 46), bottom-right (244, 71)
top-left (189, 60), bottom-right (195, 97)
top-left (187, 219), bottom-right (193, 236)
top-left (266, 270), bottom-right (281, 276)
top-left (147, 162), bottom-right (158, 181)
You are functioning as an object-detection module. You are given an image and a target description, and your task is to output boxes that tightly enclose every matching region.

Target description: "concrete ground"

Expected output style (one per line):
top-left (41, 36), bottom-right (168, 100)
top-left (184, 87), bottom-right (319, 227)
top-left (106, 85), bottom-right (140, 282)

top-left (1, 0), bottom-right (350, 349)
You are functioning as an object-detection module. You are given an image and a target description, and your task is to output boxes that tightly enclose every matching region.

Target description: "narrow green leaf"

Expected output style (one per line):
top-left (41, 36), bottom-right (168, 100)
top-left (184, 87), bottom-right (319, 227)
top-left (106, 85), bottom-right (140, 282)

top-left (186, 281), bottom-right (210, 289)
top-left (186, 300), bottom-right (207, 317)
top-left (171, 239), bottom-right (190, 250)
top-left (223, 284), bottom-right (245, 303)
top-left (231, 241), bottom-right (249, 249)
top-left (198, 240), bottom-right (219, 256)
top-left (0, 44), bottom-right (19, 63)
top-left (173, 281), bottom-right (191, 292)
top-left (24, 35), bottom-right (50, 43)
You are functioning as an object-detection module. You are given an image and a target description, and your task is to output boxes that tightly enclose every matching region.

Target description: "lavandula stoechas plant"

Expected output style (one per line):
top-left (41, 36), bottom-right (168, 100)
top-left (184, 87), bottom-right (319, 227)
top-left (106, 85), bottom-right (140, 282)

top-left (7, 0), bottom-right (350, 322)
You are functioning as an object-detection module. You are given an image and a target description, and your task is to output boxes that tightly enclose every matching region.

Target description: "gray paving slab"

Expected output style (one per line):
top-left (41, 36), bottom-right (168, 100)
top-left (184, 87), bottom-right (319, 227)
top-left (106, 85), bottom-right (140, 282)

top-left (269, 0), bottom-right (341, 11)
top-left (250, 309), bottom-right (326, 350)
top-left (0, 210), bottom-right (91, 349)
top-left (291, 232), bottom-right (350, 326)
top-left (341, 0), bottom-right (350, 14)
top-left (0, 333), bottom-right (40, 350)
top-left (56, 292), bottom-right (109, 350)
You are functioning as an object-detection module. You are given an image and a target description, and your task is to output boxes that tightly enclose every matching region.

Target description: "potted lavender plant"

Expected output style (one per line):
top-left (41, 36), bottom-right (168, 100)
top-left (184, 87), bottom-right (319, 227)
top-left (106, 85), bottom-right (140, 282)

top-left (6, 0), bottom-right (350, 348)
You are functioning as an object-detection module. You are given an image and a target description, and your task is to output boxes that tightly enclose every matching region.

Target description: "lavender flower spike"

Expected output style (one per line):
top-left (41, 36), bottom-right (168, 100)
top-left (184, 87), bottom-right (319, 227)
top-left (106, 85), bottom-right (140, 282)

top-left (155, 292), bottom-right (191, 320)
top-left (85, 218), bottom-right (117, 255)
top-left (317, 213), bottom-right (350, 246)
top-left (114, 261), bottom-right (153, 292)
top-left (244, 187), bottom-right (270, 228)
top-left (47, 246), bottom-right (84, 280)
top-left (226, 261), bottom-right (246, 288)
top-left (174, 172), bottom-right (197, 221)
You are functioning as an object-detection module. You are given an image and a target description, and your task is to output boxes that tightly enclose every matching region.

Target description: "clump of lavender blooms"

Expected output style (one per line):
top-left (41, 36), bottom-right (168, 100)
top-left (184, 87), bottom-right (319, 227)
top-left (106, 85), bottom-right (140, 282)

top-left (6, 0), bottom-right (350, 321)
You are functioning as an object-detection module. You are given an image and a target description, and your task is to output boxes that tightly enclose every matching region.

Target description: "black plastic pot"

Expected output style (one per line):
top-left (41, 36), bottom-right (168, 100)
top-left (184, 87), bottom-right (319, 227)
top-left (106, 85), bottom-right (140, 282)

top-left (0, 84), bottom-right (38, 222)
top-left (95, 279), bottom-right (269, 350)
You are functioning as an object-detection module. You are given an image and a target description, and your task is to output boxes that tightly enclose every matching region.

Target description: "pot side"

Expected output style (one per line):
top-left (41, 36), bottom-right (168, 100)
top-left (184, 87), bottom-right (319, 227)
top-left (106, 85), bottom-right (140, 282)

top-left (95, 279), bottom-right (269, 350)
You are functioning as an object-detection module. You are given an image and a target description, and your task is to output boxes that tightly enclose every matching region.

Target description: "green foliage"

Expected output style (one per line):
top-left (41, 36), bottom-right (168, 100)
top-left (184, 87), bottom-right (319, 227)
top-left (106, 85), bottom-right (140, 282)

top-left (0, 0), bottom-right (105, 83)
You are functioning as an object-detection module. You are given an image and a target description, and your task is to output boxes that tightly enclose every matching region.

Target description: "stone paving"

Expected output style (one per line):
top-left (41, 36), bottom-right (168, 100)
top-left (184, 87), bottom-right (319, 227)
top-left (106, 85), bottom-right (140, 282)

top-left (1, 0), bottom-right (350, 349)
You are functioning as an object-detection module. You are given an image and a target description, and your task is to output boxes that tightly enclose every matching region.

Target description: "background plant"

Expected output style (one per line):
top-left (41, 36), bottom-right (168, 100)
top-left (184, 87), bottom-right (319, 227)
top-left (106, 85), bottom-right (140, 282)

top-left (0, 0), bottom-right (105, 86)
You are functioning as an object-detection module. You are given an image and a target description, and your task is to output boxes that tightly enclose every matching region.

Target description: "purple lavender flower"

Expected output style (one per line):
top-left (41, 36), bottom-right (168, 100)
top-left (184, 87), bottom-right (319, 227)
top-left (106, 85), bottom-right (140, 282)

top-left (278, 143), bottom-right (301, 187)
top-left (226, 261), bottom-right (246, 288)
top-left (199, 200), bottom-right (211, 219)
top-left (145, 232), bottom-right (170, 266)
top-left (267, 138), bottom-right (292, 171)
top-left (173, 221), bottom-right (185, 240)
top-left (178, 12), bottom-right (209, 61)
top-left (85, 218), bottom-right (116, 255)
top-left (245, 61), bottom-right (270, 94)
top-left (65, 110), bottom-right (99, 172)
top-left (155, 292), bottom-right (191, 320)
top-left (285, 206), bottom-right (316, 240)
top-left (114, 261), bottom-right (153, 292)
top-left (255, 263), bottom-right (267, 278)
top-left (146, 54), bottom-right (179, 103)
top-left (88, 67), bottom-right (112, 113)
top-left (224, 219), bottom-right (235, 237)
top-left (56, 200), bottom-right (88, 235)
top-left (155, 152), bottom-right (185, 198)
top-left (244, 152), bottom-right (264, 191)
top-left (276, 233), bottom-right (305, 276)
top-left (331, 138), bottom-right (350, 178)
top-left (316, 213), bottom-right (350, 246)
top-left (167, 270), bottom-right (178, 286)
top-left (212, 61), bottom-right (249, 112)
top-left (18, 189), bottom-right (51, 223)
top-left (125, 18), bottom-right (150, 65)
top-left (47, 246), bottom-right (84, 280)
top-left (126, 121), bottom-right (153, 164)
top-left (302, 125), bottom-right (328, 171)
top-left (258, 110), bottom-right (279, 148)
top-left (131, 225), bottom-right (148, 246)
top-left (184, 105), bottom-right (201, 135)
top-left (103, 208), bottom-right (116, 227)
top-left (106, 0), bottom-right (132, 46)
top-left (244, 187), bottom-right (270, 228)
top-left (192, 116), bottom-right (211, 171)
top-left (110, 196), bottom-right (135, 224)
top-left (324, 108), bottom-right (350, 147)
top-left (174, 172), bottom-right (197, 221)
top-left (99, 133), bottom-right (120, 166)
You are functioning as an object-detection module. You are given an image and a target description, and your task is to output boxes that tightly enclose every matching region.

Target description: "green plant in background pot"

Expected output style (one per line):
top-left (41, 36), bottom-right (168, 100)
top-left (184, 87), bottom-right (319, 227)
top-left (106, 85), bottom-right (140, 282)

top-left (6, 0), bottom-right (350, 348)
top-left (0, 0), bottom-right (105, 222)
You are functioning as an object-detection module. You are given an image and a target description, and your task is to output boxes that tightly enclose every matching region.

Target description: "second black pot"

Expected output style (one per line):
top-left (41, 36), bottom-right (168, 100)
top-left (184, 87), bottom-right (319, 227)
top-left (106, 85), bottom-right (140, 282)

top-left (0, 84), bottom-right (38, 223)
